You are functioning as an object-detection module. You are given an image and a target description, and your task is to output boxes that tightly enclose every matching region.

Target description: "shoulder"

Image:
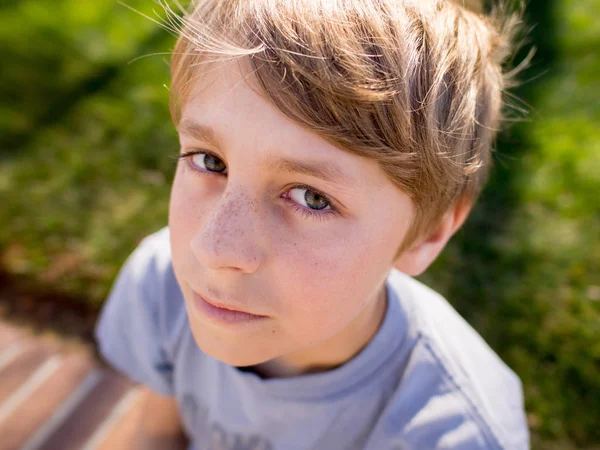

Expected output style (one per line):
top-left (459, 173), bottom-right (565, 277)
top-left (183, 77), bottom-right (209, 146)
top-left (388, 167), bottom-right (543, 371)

top-left (384, 270), bottom-right (529, 450)
top-left (123, 226), bottom-right (186, 352)
top-left (128, 225), bottom-right (174, 278)
top-left (95, 226), bottom-right (187, 378)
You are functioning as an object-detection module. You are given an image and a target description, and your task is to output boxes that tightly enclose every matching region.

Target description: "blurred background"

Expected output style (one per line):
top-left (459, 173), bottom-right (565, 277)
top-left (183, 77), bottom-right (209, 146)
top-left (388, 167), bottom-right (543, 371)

top-left (0, 0), bottom-right (598, 449)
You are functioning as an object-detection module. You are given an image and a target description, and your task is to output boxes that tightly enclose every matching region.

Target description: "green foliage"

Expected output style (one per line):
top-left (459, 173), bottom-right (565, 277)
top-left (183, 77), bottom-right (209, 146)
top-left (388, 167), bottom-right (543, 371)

top-left (1, 0), bottom-right (598, 447)
top-left (0, 1), bottom-right (177, 301)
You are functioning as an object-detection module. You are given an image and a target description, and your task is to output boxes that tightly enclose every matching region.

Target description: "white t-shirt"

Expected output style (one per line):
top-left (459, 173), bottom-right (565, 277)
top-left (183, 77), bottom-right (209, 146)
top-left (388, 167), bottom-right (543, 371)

top-left (95, 226), bottom-right (529, 450)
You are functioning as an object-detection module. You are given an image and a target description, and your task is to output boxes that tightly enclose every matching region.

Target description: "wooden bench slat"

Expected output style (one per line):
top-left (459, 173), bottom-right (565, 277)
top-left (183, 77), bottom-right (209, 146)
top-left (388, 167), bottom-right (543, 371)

top-left (0, 342), bottom-right (55, 405)
top-left (0, 351), bottom-right (96, 450)
top-left (0, 322), bottom-right (21, 352)
top-left (35, 370), bottom-right (135, 450)
top-left (86, 387), bottom-right (144, 450)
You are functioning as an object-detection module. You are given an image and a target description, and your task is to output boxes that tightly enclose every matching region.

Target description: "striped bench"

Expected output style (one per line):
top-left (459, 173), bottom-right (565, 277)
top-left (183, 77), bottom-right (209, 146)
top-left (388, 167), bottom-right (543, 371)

top-left (0, 321), bottom-right (143, 450)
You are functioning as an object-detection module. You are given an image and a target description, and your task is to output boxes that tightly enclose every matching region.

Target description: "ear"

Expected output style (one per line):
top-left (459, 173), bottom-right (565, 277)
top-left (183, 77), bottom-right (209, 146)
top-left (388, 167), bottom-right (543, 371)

top-left (394, 199), bottom-right (472, 276)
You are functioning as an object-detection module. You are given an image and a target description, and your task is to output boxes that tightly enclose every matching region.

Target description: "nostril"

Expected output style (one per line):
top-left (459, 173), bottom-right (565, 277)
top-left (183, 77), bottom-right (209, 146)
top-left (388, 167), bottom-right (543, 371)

top-left (190, 203), bottom-right (263, 274)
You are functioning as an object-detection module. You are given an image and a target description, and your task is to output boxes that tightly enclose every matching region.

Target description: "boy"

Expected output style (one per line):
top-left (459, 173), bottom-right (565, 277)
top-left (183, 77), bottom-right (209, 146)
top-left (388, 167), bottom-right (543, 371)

top-left (95, 0), bottom-right (530, 449)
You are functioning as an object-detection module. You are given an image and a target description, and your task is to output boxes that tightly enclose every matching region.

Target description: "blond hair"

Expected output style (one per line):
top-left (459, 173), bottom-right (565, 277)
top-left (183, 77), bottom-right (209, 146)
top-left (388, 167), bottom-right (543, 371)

top-left (168, 0), bottom-right (525, 253)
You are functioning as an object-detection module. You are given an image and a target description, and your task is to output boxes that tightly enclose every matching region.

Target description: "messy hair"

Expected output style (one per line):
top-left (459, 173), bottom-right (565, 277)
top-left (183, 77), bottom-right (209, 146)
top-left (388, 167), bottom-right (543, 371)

top-left (167, 0), bottom-right (527, 253)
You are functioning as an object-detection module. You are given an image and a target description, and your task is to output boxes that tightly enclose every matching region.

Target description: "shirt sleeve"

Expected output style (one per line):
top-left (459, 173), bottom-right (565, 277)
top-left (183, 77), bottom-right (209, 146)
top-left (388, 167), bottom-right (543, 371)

top-left (94, 232), bottom-right (176, 396)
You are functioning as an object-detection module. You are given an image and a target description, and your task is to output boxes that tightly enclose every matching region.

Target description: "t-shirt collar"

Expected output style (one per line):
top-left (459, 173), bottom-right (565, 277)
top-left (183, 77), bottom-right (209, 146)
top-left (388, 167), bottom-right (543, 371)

top-left (226, 276), bottom-right (409, 401)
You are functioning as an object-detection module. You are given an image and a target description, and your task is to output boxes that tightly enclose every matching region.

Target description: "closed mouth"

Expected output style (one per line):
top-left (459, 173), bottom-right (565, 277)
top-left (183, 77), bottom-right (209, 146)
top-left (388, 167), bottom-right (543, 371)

top-left (193, 289), bottom-right (266, 317)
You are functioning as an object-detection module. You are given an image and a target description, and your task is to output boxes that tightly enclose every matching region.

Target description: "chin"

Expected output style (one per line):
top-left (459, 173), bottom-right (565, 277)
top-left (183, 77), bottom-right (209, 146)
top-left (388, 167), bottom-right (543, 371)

top-left (189, 326), bottom-right (274, 367)
top-left (208, 348), bottom-right (265, 367)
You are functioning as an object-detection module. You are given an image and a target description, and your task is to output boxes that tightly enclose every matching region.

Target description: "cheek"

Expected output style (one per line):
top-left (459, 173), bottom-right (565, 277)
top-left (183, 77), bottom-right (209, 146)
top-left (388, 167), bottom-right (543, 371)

top-left (169, 170), bottom-right (192, 229)
top-left (274, 222), bottom-right (389, 330)
top-left (168, 168), bottom-right (206, 271)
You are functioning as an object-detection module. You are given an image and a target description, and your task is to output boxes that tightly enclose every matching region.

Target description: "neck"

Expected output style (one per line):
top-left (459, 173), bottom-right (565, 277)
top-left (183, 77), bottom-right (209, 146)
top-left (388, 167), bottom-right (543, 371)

top-left (242, 284), bottom-right (388, 379)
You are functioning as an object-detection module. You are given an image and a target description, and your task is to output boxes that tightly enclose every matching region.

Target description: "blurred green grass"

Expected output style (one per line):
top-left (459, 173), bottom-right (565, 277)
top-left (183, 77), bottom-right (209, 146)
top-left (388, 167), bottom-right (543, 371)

top-left (0, 0), bottom-right (177, 302)
top-left (0, 0), bottom-right (598, 448)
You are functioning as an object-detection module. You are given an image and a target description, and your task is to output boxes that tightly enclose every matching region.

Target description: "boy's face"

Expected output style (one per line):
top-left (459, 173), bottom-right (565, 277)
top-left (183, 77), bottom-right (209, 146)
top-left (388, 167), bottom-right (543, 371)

top-left (169, 58), bottom-right (414, 373)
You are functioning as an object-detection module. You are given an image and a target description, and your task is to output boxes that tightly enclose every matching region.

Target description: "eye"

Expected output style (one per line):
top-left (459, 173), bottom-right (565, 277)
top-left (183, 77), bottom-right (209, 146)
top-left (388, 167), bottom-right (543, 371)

top-left (288, 186), bottom-right (331, 211)
top-left (181, 151), bottom-right (227, 174)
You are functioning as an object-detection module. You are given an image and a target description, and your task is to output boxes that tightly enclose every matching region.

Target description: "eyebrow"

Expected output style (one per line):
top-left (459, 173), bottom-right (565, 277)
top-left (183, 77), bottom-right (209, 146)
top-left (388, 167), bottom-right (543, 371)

top-left (267, 158), bottom-right (356, 187)
top-left (177, 120), bottom-right (356, 186)
top-left (178, 120), bottom-right (225, 150)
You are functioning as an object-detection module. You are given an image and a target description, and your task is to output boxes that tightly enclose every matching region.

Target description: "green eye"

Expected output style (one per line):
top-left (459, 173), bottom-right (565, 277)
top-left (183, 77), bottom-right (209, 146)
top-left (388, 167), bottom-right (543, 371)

top-left (191, 153), bottom-right (227, 173)
top-left (304, 190), bottom-right (329, 210)
top-left (289, 186), bottom-right (331, 211)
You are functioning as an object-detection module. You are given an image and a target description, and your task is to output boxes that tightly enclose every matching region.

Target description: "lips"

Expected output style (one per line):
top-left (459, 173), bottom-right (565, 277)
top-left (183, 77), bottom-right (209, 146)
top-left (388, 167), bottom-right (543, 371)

top-left (191, 288), bottom-right (266, 317)
top-left (190, 288), bottom-right (269, 326)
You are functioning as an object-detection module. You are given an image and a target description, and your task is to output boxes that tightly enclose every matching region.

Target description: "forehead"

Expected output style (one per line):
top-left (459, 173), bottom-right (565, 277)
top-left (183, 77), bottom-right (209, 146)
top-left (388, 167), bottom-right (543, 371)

top-left (179, 57), bottom-right (392, 192)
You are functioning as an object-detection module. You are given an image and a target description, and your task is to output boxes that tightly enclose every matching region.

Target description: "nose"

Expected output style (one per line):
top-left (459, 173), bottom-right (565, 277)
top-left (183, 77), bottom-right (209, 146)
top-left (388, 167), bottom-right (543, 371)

top-left (190, 189), bottom-right (263, 274)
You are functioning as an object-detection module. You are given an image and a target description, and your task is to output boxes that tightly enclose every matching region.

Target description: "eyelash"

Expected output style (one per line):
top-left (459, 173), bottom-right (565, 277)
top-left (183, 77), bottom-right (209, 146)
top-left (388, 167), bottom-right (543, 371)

top-left (178, 150), bottom-right (226, 177)
top-left (176, 150), bottom-right (340, 221)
